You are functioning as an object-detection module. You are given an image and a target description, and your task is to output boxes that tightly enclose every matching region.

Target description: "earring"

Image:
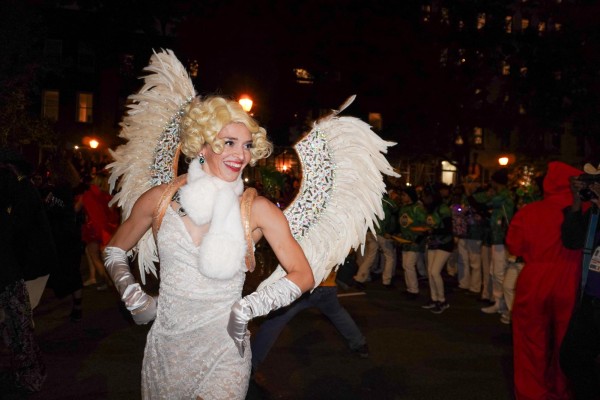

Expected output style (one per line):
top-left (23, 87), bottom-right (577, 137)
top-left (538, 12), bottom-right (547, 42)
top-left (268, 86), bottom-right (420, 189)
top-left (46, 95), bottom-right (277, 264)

top-left (198, 154), bottom-right (205, 164)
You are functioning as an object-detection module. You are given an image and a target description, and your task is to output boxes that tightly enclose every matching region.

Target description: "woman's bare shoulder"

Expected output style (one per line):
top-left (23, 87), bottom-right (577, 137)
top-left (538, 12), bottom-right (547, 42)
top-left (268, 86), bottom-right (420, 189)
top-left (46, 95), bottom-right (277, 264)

top-left (133, 184), bottom-right (169, 210)
top-left (251, 195), bottom-right (291, 230)
top-left (252, 195), bottom-right (278, 213)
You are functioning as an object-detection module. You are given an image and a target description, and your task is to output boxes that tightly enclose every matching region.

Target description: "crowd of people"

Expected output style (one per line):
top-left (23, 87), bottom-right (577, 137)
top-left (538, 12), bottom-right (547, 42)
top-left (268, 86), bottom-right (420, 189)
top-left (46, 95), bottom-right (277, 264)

top-left (345, 161), bottom-right (600, 400)
top-left (0, 148), bottom-right (118, 393)
top-left (0, 138), bottom-right (600, 399)
top-left (350, 168), bottom-right (525, 319)
top-left (2, 138), bottom-right (599, 399)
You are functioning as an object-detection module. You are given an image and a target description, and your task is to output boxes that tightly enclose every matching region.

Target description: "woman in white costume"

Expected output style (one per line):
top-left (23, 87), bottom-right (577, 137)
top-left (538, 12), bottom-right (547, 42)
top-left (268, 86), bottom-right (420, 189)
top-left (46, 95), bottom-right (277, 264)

top-left (104, 96), bottom-right (314, 399)
top-left (103, 48), bottom-right (399, 399)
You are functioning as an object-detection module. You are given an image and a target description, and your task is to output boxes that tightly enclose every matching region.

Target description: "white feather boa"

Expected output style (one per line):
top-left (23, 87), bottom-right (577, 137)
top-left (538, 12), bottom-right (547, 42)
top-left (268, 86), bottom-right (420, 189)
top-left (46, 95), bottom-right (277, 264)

top-left (179, 159), bottom-right (246, 280)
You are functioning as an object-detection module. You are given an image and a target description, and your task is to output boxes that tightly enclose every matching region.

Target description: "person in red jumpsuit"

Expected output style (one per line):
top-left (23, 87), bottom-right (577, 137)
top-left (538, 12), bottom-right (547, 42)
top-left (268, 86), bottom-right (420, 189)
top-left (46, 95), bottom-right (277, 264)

top-left (506, 161), bottom-right (584, 400)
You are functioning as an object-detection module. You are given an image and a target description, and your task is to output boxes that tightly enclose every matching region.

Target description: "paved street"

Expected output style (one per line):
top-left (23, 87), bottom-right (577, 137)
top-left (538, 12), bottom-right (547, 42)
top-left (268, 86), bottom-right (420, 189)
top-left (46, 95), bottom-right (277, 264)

top-left (3, 266), bottom-right (514, 400)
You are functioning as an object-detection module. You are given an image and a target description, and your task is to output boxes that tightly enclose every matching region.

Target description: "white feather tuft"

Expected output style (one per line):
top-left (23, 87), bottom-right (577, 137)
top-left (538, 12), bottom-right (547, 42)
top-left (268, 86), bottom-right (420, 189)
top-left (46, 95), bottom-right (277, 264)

top-left (106, 49), bottom-right (195, 283)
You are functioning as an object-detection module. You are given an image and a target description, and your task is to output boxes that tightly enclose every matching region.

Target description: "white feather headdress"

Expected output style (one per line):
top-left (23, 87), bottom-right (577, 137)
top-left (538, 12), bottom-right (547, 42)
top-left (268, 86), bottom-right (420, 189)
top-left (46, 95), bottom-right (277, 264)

top-left (106, 49), bottom-right (195, 282)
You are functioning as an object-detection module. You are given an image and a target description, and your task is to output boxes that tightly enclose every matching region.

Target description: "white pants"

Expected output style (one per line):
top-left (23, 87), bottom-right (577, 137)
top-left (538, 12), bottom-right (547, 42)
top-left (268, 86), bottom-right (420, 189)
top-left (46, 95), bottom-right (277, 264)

top-left (377, 236), bottom-right (396, 285)
top-left (427, 249), bottom-right (451, 303)
top-left (491, 244), bottom-right (508, 310)
top-left (355, 234), bottom-right (396, 285)
top-left (457, 239), bottom-right (482, 293)
top-left (402, 251), bottom-right (420, 294)
top-left (481, 245), bottom-right (493, 301)
top-left (503, 262), bottom-right (524, 312)
top-left (446, 247), bottom-right (458, 277)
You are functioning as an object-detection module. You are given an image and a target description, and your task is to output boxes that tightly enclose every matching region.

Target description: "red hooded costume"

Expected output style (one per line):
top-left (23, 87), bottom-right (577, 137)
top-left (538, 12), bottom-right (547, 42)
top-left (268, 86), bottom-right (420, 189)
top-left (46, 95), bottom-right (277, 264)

top-left (507, 161), bottom-right (584, 400)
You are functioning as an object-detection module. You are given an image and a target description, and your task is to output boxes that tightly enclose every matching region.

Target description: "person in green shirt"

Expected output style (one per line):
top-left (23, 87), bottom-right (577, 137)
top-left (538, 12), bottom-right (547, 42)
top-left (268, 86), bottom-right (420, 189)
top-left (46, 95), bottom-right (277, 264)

top-left (470, 168), bottom-right (515, 314)
top-left (421, 187), bottom-right (454, 314)
top-left (396, 187), bottom-right (427, 298)
top-left (353, 192), bottom-right (399, 289)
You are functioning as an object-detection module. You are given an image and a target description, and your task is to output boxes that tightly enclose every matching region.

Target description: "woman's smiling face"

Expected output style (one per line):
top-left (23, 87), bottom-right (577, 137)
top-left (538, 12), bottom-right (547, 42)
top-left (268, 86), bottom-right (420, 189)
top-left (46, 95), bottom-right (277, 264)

top-left (201, 123), bottom-right (253, 182)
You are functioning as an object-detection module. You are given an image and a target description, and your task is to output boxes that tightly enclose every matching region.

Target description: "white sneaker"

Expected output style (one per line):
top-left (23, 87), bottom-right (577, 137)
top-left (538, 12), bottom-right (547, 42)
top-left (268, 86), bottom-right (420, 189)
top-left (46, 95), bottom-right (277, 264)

top-left (481, 303), bottom-right (500, 314)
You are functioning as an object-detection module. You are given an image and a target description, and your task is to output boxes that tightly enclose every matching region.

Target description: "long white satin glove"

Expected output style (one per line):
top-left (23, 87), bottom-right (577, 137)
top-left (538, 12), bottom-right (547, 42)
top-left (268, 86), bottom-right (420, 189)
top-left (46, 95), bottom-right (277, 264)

top-left (104, 246), bottom-right (157, 325)
top-left (227, 277), bottom-right (302, 357)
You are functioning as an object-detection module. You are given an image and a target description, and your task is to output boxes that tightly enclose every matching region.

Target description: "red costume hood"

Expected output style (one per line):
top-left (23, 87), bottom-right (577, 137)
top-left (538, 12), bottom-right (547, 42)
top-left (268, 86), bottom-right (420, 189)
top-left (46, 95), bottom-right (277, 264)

top-left (542, 161), bottom-right (582, 208)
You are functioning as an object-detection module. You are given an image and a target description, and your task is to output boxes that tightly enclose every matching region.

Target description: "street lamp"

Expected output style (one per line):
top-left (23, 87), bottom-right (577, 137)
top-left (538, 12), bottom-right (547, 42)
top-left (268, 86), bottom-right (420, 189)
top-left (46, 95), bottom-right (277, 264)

top-left (238, 95), bottom-right (253, 113)
top-left (89, 139), bottom-right (99, 149)
top-left (498, 156), bottom-right (509, 166)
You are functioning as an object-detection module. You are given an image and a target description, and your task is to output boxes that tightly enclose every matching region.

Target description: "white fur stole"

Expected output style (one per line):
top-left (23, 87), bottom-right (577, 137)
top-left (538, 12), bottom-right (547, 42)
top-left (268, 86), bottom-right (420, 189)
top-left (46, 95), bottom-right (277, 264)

top-left (179, 159), bottom-right (245, 280)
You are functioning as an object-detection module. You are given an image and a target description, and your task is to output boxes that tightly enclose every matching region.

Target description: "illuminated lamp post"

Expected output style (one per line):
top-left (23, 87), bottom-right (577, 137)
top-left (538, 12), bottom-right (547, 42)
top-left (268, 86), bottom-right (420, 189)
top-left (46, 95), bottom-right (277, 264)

top-left (498, 156), bottom-right (509, 166)
top-left (238, 95), bottom-right (253, 113)
top-left (89, 139), bottom-right (99, 149)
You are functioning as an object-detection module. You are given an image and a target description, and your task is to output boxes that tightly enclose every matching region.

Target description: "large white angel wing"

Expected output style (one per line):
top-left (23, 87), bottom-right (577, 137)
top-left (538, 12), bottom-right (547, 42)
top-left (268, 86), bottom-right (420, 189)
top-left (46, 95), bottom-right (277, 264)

top-left (106, 49), bottom-right (195, 283)
top-left (258, 96), bottom-right (399, 290)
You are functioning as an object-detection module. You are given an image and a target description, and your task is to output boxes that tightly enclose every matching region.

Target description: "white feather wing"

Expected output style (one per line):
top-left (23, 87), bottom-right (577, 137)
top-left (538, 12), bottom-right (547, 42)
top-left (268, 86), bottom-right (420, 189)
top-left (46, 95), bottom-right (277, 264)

top-left (258, 98), bottom-right (399, 290)
top-left (106, 49), bottom-right (195, 282)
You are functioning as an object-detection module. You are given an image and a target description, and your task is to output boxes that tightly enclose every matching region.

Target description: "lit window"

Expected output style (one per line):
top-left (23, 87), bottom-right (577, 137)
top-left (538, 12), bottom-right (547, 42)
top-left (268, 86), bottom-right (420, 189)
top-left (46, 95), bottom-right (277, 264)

top-left (457, 48), bottom-right (466, 65)
top-left (77, 92), bottom-right (93, 123)
top-left (422, 4), bottom-right (431, 22)
top-left (368, 113), bottom-right (382, 131)
top-left (505, 16), bottom-right (513, 33)
top-left (522, 18), bottom-right (530, 30)
top-left (477, 13), bottom-right (486, 30)
top-left (189, 60), bottom-right (199, 78)
top-left (473, 127), bottom-right (483, 145)
top-left (42, 90), bottom-right (59, 121)
top-left (441, 8), bottom-right (449, 25)
top-left (293, 68), bottom-right (314, 84)
top-left (520, 66), bottom-right (528, 77)
top-left (441, 161), bottom-right (457, 185)
top-left (538, 22), bottom-right (546, 35)
top-left (502, 61), bottom-right (510, 76)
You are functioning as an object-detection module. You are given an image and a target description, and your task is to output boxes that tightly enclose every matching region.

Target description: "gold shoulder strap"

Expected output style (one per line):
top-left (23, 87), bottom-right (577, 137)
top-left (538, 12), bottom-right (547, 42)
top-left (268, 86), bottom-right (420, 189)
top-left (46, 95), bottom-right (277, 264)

top-left (152, 178), bottom-right (258, 273)
top-left (152, 174), bottom-right (188, 241)
top-left (241, 187), bottom-right (258, 272)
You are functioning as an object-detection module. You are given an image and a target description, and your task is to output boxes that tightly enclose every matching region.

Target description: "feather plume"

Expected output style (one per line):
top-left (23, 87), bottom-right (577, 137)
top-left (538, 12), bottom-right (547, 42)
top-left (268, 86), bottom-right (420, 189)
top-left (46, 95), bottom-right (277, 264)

top-left (106, 49), bottom-right (195, 283)
top-left (258, 96), bottom-right (399, 290)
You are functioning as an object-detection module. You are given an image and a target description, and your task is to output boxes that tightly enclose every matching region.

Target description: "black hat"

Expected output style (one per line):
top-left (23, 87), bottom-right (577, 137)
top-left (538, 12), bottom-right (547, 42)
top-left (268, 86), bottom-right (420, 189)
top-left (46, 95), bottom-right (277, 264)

top-left (491, 168), bottom-right (509, 185)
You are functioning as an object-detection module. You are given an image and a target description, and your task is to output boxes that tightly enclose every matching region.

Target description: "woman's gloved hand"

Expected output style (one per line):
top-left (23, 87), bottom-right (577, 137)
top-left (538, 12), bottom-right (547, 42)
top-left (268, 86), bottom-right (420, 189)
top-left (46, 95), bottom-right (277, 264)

top-left (227, 277), bottom-right (301, 357)
top-left (104, 246), bottom-right (157, 325)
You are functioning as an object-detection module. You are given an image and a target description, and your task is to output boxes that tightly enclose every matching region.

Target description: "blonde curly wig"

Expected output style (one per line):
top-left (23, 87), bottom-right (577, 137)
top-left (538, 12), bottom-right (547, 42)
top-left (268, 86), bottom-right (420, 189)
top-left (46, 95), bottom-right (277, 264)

top-left (180, 96), bottom-right (272, 166)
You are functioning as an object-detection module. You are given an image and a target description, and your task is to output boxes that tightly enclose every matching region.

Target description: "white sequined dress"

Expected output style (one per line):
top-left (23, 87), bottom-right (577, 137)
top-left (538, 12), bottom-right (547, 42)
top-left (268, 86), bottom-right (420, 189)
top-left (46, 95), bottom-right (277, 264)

top-left (141, 206), bottom-right (251, 399)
